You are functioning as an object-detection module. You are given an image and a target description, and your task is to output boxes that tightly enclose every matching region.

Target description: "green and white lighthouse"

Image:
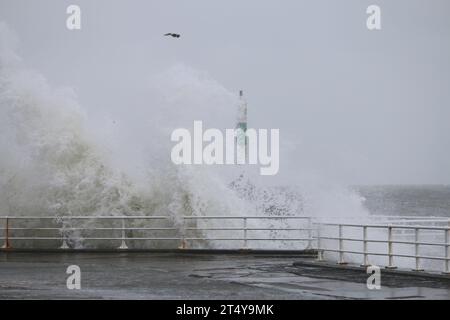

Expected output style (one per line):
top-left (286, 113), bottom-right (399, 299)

top-left (236, 90), bottom-right (248, 147)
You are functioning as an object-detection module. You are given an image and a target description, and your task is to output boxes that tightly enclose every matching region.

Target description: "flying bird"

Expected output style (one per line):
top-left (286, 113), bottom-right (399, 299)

top-left (164, 33), bottom-right (181, 38)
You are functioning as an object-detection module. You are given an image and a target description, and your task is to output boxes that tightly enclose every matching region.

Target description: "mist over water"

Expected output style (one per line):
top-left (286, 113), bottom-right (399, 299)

top-left (356, 185), bottom-right (450, 217)
top-left (0, 22), bottom-right (371, 249)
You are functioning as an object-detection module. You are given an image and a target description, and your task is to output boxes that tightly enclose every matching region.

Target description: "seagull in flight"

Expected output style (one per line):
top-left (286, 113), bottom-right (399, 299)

top-left (164, 33), bottom-right (180, 38)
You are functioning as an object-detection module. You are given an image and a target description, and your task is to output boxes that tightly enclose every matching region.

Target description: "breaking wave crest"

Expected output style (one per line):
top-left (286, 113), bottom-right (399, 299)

top-left (0, 22), bottom-right (368, 249)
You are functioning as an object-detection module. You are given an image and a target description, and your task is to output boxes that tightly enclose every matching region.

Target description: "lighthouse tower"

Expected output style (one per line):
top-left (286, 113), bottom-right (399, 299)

top-left (236, 90), bottom-right (248, 150)
top-left (229, 90), bottom-right (253, 196)
top-left (235, 90), bottom-right (248, 165)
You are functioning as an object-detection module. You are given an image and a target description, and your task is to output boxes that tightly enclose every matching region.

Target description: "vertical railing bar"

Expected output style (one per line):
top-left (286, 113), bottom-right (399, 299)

top-left (242, 217), bottom-right (248, 250)
top-left (2, 216), bottom-right (11, 249)
top-left (60, 220), bottom-right (69, 250)
top-left (60, 234), bottom-right (69, 249)
top-left (386, 225), bottom-right (397, 269)
top-left (179, 217), bottom-right (186, 249)
top-left (6, 216), bottom-right (9, 249)
top-left (118, 217), bottom-right (128, 249)
top-left (306, 217), bottom-right (312, 249)
top-left (361, 226), bottom-right (370, 267)
top-left (316, 223), bottom-right (323, 261)
top-left (444, 222), bottom-right (450, 274)
top-left (338, 224), bottom-right (347, 265)
top-left (413, 228), bottom-right (423, 271)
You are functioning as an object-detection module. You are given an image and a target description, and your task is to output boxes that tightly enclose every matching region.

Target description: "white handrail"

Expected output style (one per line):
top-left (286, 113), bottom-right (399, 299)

top-left (315, 220), bottom-right (450, 274)
top-left (1, 215), bottom-right (450, 274)
top-left (0, 215), bottom-right (314, 251)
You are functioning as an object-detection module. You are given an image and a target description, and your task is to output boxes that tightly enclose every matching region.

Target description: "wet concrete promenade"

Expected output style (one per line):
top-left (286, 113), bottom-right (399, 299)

top-left (1, 252), bottom-right (450, 299)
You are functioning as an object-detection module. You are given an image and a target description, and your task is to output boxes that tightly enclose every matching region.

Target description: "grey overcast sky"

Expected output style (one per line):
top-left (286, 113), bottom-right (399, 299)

top-left (1, 0), bottom-right (449, 185)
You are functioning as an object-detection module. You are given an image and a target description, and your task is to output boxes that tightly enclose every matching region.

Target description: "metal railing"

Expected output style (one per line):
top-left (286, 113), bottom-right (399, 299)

top-left (1, 214), bottom-right (450, 274)
top-left (315, 221), bottom-right (450, 274)
top-left (0, 215), bottom-right (313, 251)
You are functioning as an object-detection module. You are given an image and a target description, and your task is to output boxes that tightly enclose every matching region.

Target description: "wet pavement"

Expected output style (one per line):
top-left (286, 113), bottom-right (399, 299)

top-left (0, 252), bottom-right (449, 299)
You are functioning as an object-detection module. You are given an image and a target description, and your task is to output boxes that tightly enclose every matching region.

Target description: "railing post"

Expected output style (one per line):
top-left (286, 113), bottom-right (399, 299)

top-left (118, 217), bottom-right (128, 249)
top-left (306, 217), bottom-right (312, 249)
top-left (361, 226), bottom-right (370, 267)
top-left (338, 224), bottom-right (347, 265)
top-left (2, 216), bottom-right (11, 249)
top-left (60, 218), bottom-right (69, 249)
top-left (316, 223), bottom-right (323, 261)
top-left (386, 225), bottom-right (397, 269)
top-left (413, 228), bottom-right (423, 271)
top-left (444, 222), bottom-right (450, 274)
top-left (60, 233), bottom-right (69, 249)
top-left (242, 217), bottom-right (248, 249)
top-left (179, 217), bottom-right (187, 249)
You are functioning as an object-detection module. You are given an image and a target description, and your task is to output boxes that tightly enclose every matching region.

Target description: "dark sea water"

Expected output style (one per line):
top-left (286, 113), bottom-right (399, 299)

top-left (354, 185), bottom-right (450, 217)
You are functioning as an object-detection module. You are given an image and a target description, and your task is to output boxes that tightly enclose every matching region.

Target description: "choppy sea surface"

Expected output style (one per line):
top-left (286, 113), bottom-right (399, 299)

top-left (354, 185), bottom-right (450, 217)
